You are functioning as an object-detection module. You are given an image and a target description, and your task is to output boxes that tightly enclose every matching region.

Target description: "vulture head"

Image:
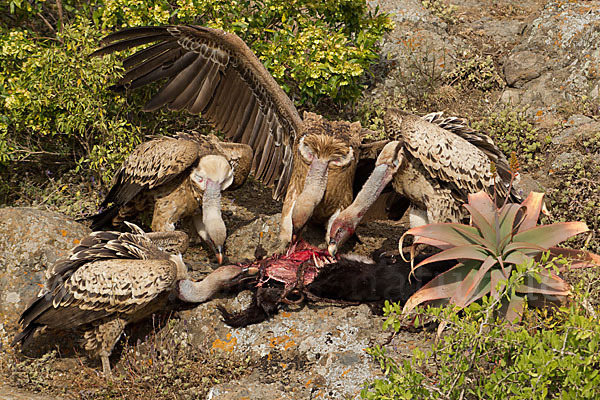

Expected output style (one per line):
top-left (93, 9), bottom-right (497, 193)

top-left (288, 112), bottom-right (360, 239)
top-left (191, 154), bottom-right (235, 264)
top-left (176, 265), bottom-right (258, 303)
top-left (327, 139), bottom-right (402, 255)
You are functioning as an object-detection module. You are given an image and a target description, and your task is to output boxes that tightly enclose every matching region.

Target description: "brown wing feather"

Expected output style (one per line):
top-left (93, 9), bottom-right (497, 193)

top-left (119, 136), bottom-right (200, 191)
top-left (421, 112), bottom-right (520, 202)
top-left (89, 136), bottom-right (200, 230)
top-left (93, 25), bottom-right (303, 200)
top-left (33, 259), bottom-right (177, 330)
top-left (390, 112), bottom-right (495, 195)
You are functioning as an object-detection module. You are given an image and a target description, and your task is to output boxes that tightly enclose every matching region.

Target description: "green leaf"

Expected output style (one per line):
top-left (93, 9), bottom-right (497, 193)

top-left (464, 203), bottom-right (497, 250)
top-left (516, 191), bottom-right (545, 233)
top-left (546, 247), bottom-right (600, 270)
top-left (466, 191), bottom-right (496, 224)
top-left (402, 223), bottom-right (483, 248)
top-left (503, 293), bottom-right (525, 324)
top-left (503, 251), bottom-right (533, 267)
top-left (512, 222), bottom-right (589, 249)
top-left (412, 244), bottom-right (488, 272)
top-left (451, 257), bottom-right (496, 308)
top-left (502, 242), bottom-right (548, 256)
top-left (402, 263), bottom-right (472, 314)
top-left (497, 203), bottom-right (523, 248)
top-left (516, 271), bottom-right (570, 296)
top-left (490, 267), bottom-right (508, 300)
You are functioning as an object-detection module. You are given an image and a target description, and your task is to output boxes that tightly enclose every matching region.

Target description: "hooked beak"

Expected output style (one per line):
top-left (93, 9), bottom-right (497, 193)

top-left (327, 240), bottom-right (338, 257)
top-left (215, 245), bottom-right (224, 265)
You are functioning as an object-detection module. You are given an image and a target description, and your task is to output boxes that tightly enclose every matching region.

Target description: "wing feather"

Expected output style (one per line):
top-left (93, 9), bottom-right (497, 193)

top-left (93, 25), bottom-right (301, 200)
top-left (31, 259), bottom-right (176, 330)
top-left (421, 112), bottom-right (519, 202)
top-left (397, 114), bottom-right (495, 195)
top-left (91, 137), bottom-right (199, 230)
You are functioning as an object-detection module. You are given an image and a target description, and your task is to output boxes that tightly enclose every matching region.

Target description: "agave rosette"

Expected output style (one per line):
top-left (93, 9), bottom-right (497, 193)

top-left (401, 191), bottom-right (600, 322)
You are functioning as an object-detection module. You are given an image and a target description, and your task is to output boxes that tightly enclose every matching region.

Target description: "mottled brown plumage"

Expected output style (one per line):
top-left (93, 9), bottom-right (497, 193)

top-left (90, 132), bottom-right (252, 262)
top-left (327, 109), bottom-right (521, 255)
top-left (13, 223), bottom-right (189, 377)
top-left (13, 223), bottom-right (249, 377)
top-left (93, 25), bottom-right (368, 247)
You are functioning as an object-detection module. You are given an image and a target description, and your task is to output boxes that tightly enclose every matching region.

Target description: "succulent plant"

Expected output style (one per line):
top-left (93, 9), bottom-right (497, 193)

top-left (401, 191), bottom-right (600, 323)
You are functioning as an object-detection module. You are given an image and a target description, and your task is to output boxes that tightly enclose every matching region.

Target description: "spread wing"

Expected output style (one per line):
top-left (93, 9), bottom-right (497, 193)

top-left (90, 137), bottom-right (200, 229)
top-left (93, 25), bottom-right (303, 200)
top-left (20, 259), bottom-right (177, 331)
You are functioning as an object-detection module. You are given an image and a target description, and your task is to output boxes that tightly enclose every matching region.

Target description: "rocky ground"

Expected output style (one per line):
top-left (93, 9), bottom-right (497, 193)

top-left (1, 0), bottom-right (599, 399)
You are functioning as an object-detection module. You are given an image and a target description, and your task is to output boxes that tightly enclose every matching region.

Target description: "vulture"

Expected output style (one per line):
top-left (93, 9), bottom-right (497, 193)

top-left (90, 132), bottom-right (253, 263)
top-left (12, 223), bottom-right (252, 377)
top-left (92, 25), bottom-right (367, 248)
top-left (327, 108), bottom-right (522, 255)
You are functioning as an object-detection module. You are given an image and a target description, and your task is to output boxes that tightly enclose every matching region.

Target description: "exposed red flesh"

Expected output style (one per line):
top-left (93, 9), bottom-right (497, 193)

top-left (236, 240), bottom-right (337, 287)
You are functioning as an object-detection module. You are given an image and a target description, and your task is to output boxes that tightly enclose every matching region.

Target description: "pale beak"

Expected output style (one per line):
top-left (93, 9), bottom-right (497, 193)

top-left (215, 245), bottom-right (224, 265)
top-left (327, 240), bottom-right (338, 257)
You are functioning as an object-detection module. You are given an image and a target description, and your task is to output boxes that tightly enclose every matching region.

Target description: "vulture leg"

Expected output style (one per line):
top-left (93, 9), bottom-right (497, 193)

top-left (101, 355), bottom-right (112, 378)
top-left (97, 318), bottom-right (127, 378)
top-left (408, 207), bottom-right (429, 229)
top-left (401, 206), bottom-right (436, 257)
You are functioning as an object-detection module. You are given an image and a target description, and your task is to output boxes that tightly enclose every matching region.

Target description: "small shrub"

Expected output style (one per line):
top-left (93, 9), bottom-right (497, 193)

top-left (387, 40), bottom-right (447, 109)
top-left (0, 21), bottom-right (142, 185)
top-left (443, 54), bottom-right (505, 91)
top-left (362, 260), bottom-right (600, 399)
top-left (420, 0), bottom-right (458, 25)
top-left (472, 107), bottom-right (544, 167)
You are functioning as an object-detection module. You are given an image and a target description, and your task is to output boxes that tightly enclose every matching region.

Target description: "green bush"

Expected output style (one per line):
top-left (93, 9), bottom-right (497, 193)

top-left (362, 257), bottom-right (600, 399)
top-left (0, 21), bottom-right (141, 184)
top-left (99, 0), bottom-right (393, 107)
top-left (1, 0), bottom-right (392, 207)
top-left (443, 54), bottom-right (505, 92)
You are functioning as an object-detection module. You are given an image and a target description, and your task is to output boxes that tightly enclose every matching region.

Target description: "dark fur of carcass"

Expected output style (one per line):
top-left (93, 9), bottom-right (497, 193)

top-left (218, 250), bottom-right (455, 328)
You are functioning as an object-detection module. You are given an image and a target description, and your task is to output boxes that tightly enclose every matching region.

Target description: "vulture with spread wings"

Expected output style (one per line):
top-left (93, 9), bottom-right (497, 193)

top-left (90, 132), bottom-right (252, 263)
top-left (327, 108), bottom-right (522, 255)
top-left (93, 25), bottom-right (368, 248)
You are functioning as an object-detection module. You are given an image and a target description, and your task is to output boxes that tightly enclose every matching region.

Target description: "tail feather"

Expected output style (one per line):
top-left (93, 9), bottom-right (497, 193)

top-left (12, 323), bottom-right (39, 347)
